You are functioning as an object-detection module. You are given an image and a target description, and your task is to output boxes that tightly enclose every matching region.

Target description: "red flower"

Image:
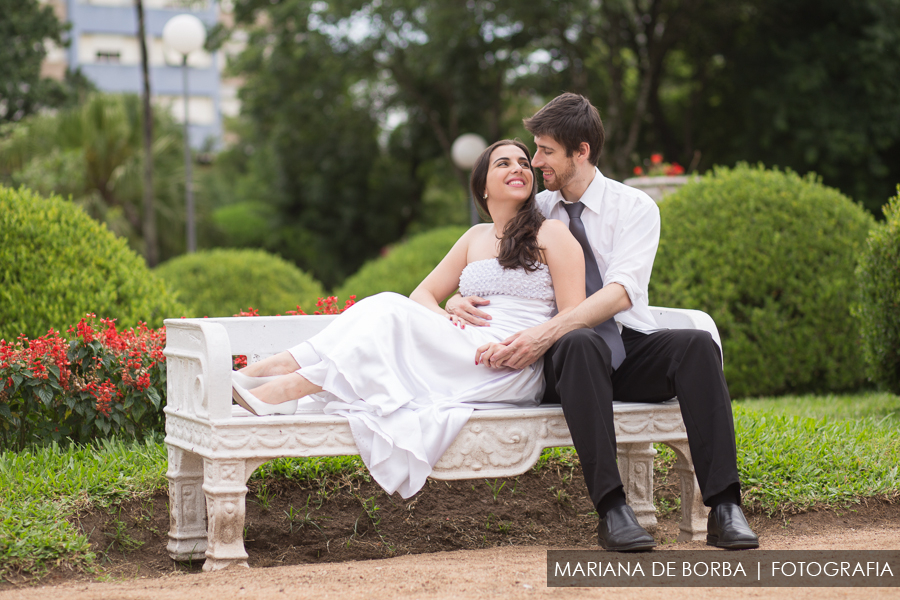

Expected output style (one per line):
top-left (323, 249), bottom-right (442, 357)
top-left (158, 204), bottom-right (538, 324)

top-left (633, 166), bottom-right (644, 175)
top-left (665, 163), bottom-right (685, 175)
top-left (650, 153), bottom-right (663, 164)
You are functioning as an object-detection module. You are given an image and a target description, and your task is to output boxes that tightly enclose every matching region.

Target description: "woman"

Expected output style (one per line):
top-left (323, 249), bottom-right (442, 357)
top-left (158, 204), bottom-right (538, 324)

top-left (231, 140), bottom-right (584, 498)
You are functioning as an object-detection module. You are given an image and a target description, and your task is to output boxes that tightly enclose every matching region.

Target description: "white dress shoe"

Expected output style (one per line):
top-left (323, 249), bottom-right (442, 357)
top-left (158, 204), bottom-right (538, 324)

top-left (232, 371), bottom-right (283, 390)
top-left (231, 381), bottom-right (298, 416)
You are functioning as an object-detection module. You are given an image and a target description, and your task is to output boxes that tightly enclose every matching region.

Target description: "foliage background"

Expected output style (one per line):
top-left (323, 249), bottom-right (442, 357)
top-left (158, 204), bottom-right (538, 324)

top-left (4, 0), bottom-right (900, 286)
top-left (854, 190), bottom-right (900, 394)
top-left (0, 93), bottom-right (196, 263)
top-left (335, 226), bottom-right (468, 301)
top-left (650, 165), bottom-right (874, 398)
top-left (201, 0), bottom-right (900, 290)
top-left (0, 185), bottom-right (184, 342)
top-left (0, 0), bottom-right (93, 123)
top-left (155, 248), bottom-right (326, 317)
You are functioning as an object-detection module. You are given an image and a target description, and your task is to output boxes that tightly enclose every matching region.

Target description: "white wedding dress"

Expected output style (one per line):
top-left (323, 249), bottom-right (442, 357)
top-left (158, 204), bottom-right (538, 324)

top-left (287, 258), bottom-right (556, 498)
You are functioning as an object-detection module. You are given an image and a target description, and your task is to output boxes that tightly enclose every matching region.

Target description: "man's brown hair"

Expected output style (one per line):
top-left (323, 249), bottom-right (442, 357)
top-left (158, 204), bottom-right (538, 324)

top-left (523, 92), bottom-right (605, 166)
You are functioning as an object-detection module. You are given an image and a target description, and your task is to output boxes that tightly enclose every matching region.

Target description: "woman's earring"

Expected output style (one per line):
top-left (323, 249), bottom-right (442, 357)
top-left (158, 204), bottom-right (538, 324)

top-left (483, 193), bottom-right (488, 200)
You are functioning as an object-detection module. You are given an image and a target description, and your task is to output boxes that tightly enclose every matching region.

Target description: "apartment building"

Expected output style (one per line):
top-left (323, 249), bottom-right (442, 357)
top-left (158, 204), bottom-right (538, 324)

top-left (41, 0), bottom-right (242, 148)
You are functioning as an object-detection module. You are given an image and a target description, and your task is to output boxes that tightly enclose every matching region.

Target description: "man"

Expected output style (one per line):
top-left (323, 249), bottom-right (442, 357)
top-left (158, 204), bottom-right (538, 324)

top-left (448, 93), bottom-right (758, 552)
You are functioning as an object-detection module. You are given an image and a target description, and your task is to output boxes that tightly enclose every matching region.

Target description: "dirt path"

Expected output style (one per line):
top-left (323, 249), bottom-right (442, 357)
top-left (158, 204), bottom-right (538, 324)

top-left (3, 512), bottom-right (899, 600)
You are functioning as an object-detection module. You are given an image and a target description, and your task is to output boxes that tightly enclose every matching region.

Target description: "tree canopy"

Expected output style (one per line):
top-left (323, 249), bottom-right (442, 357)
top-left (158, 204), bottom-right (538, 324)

top-left (219, 0), bottom-right (900, 286)
top-left (0, 0), bottom-right (90, 123)
top-left (3, 0), bottom-right (896, 287)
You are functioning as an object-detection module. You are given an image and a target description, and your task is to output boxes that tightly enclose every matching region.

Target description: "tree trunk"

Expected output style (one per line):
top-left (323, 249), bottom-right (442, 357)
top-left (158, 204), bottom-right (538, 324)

top-left (135, 0), bottom-right (158, 266)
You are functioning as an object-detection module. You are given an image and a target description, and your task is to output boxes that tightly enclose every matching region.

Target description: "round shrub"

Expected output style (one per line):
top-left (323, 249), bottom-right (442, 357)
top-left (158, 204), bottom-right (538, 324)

top-left (155, 248), bottom-right (325, 317)
top-left (0, 185), bottom-right (184, 341)
top-left (650, 164), bottom-right (874, 398)
top-left (334, 226), bottom-right (468, 301)
top-left (854, 190), bottom-right (900, 394)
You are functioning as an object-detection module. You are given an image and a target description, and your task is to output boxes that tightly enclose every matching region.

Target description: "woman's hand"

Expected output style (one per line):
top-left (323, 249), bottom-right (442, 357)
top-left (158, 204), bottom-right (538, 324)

top-left (446, 312), bottom-right (467, 329)
top-left (446, 293), bottom-right (492, 327)
top-left (475, 341), bottom-right (515, 367)
top-left (475, 322), bottom-right (556, 369)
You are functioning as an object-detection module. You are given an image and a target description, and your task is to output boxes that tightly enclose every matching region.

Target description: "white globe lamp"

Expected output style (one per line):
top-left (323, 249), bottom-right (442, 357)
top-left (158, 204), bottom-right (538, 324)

top-left (162, 14), bottom-right (207, 56)
top-left (451, 133), bottom-right (488, 171)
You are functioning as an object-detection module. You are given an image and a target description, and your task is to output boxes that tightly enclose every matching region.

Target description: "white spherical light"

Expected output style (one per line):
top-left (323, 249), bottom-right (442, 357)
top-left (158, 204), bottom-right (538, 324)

top-left (163, 14), bottom-right (207, 56)
top-left (451, 134), bottom-right (488, 170)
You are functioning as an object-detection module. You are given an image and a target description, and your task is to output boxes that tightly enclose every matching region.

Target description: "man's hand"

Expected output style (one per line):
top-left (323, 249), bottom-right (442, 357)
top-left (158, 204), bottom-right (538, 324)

top-left (446, 294), bottom-right (492, 327)
top-left (475, 325), bottom-right (553, 370)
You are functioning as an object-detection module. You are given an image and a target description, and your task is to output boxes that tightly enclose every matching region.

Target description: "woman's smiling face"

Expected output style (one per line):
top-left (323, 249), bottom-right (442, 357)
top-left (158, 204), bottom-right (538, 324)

top-left (484, 144), bottom-right (534, 209)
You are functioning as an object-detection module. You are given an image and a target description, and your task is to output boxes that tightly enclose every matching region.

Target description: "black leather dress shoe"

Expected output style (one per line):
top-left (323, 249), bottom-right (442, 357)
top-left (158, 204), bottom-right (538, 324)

top-left (598, 505), bottom-right (657, 552)
top-left (706, 503), bottom-right (759, 549)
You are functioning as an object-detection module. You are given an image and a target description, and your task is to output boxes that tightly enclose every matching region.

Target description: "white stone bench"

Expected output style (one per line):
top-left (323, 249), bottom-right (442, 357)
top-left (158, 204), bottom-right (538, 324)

top-left (163, 307), bottom-right (721, 571)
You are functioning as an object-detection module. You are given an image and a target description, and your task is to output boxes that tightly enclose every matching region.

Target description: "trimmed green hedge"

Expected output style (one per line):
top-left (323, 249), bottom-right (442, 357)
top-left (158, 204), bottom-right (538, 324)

top-left (854, 190), bottom-right (900, 394)
top-left (0, 186), bottom-right (184, 341)
top-left (650, 164), bottom-right (874, 398)
top-left (155, 248), bottom-right (325, 317)
top-left (334, 226), bottom-right (468, 301)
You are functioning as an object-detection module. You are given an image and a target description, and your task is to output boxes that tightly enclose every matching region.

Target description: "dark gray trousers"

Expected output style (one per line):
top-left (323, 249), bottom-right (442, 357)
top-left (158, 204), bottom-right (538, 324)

top-left (541, 327), bottom-right (741, 510)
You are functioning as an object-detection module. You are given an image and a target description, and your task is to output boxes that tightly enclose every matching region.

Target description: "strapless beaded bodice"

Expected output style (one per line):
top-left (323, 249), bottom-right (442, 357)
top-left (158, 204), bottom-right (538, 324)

top-left (458, 258), bottom-right (554, 302)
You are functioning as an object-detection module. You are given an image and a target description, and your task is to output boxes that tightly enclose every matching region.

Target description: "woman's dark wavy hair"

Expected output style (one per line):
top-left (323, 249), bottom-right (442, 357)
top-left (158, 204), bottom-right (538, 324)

top-left (470, 139), bottom-right (546, 271)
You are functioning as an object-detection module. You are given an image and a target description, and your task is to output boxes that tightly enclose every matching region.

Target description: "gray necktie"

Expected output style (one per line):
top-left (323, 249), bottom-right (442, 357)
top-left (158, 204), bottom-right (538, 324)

top-left (563, 202), bottom-right (627, 369)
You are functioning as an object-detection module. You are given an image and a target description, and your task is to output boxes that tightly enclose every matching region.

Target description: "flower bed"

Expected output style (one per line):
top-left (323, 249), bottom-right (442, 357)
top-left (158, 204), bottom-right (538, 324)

top-left (0, 316), bottom-right (166, 451)
top-left (0, 296), bottom-right (356, 451)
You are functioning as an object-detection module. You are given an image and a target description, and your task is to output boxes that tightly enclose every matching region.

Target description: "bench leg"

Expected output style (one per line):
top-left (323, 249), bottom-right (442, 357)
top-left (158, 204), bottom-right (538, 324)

top-left (666, 440), bottom-right (709, 542)
top-left (201, 458), bottom-right (265, 572)
top-left (617, 442), bottom-right (657, 532)
top-left (166, 445), bottom-right (208, 562)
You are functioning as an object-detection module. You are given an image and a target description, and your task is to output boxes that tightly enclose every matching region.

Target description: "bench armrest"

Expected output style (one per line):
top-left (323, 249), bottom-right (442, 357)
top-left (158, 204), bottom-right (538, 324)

top-left (164, 315), bottom-right (339, 420)
top-left (648, 306), bottom-right (723, 365)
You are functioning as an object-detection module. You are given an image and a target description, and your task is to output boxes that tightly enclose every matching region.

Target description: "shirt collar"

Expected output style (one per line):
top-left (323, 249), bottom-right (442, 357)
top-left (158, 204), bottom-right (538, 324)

top-left (557, 167), bottom-right (606, 215)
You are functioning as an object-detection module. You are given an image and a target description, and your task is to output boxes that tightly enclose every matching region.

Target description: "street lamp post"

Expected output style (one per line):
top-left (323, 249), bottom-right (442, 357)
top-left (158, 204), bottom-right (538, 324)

top-left (451, 133), bottom-right (488, 226)
top-left (163, 14), bottom-right (206, 254)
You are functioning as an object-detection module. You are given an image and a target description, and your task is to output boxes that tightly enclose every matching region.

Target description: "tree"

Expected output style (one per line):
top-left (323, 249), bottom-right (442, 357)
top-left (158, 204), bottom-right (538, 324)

top-left (0, 0), bottom-right (69, 122)
top-left (227, 0), bottom-right (429, 287)
top-left (136, 0), bottom-right (159, 266)
top-left (221, 0), bottom-right (897, 290)
top-left (321, 0), bottom-right (546, 188)
top-left (518, 0), bottom-right (723, 176)
top-left (687, 0), bottom-right (900, 215)
top-left (0, 93), bottom-right (190, 262)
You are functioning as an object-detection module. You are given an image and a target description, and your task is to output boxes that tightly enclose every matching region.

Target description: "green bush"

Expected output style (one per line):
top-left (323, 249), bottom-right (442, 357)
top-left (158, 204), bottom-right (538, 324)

top-left (0, 186), bottom-right (184, 342)
top-left (334, 226), bottom-right (468, 301)
top-left (155, 248), bottom-right (326, 317)
top-left (854, 190), bottom-right (900, 394)
top-left (650, 164), bottom-right (874, 398)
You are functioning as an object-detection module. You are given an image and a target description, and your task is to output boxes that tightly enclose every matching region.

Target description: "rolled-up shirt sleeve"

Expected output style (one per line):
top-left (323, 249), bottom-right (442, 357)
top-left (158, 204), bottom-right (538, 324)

top-left (603, 200), bottom-right (660, 308)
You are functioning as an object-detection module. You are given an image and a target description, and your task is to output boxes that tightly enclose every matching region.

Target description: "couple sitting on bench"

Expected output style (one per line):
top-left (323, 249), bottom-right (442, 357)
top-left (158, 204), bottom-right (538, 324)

top-left (229, 93), bottom-right (759, 552)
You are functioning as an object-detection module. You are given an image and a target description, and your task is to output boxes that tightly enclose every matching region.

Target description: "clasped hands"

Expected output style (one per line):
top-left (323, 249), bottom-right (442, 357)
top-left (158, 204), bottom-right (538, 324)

top-left (446, 294), bottom-right (549, 370)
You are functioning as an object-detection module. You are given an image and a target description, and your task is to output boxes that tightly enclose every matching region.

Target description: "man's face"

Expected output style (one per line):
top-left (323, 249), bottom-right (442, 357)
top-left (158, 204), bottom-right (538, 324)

top-left (532, 135), bottom-right (577, 192)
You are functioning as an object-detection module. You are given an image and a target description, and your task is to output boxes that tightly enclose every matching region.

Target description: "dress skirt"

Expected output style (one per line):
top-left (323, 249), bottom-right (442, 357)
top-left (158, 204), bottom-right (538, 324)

top-left (287, 292), bottom-right (554, 498)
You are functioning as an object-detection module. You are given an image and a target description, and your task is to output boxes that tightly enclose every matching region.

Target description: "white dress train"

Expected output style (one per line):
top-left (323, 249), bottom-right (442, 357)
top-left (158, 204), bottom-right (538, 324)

top-left (287, 258), bottom-right (556, 498)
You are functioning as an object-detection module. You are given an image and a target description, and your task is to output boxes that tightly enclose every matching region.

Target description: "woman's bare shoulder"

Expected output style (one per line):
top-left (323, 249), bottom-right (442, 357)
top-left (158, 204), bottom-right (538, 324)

top-left (537, 218), bottom-right (575, 244)
top-left (461, 223), bottom-right (493, 238)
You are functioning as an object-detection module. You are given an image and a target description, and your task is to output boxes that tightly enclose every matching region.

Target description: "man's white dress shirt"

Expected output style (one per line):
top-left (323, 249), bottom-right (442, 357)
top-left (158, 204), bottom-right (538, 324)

top-left (535, 167), bottom-right (661, 334)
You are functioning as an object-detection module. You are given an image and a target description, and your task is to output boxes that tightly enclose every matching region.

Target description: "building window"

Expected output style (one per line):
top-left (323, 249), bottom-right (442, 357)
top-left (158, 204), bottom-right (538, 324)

top-left (96, 51), bottom-right (121, 64)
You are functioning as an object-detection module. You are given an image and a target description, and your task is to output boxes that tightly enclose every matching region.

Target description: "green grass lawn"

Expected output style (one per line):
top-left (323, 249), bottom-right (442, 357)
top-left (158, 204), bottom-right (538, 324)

top-left (0, 392), bottom-right (897, 580)
top-left (739, 392), bottom-right (900, 422)
top-left (734, 392), bottom-right (900, 513)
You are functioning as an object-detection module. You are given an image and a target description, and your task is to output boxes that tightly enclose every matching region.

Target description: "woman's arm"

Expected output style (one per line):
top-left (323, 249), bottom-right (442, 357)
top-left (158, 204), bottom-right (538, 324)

top-left (410, 225), bottom-right (484, 318)
top-left (539, 219), bottom-right (586, 314)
